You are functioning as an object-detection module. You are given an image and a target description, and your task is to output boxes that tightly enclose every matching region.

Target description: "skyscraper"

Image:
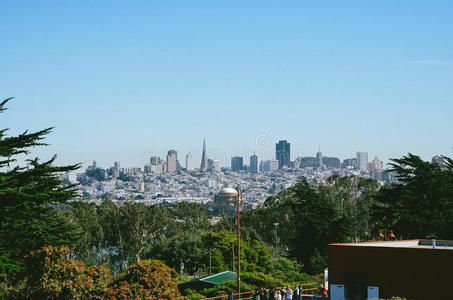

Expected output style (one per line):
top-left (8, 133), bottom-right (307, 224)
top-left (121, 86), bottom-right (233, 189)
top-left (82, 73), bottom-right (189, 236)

top-left (186, 152), bottom-right (194, 171)
top-left (276, 140), bottom-right (290, 169)
top-left (316, 150), bottom-right (323, 169)
top-left (166, 150), bottom-right (178, 173)
top-left (370, 156), bottom-right (383, 170)
top-left (231, 156), bottom-right (244, 172)
top-left (150, 156), bottom-right (161, 166)
top-left (356, 151), bottom-right (368, 171)
top-left (250, 154), bottom-right (259, 173)
top-left (111, 161), bottom-right (120, 178)
top-left (200, 139), bottom-right (208, 171)
top-left (208, 159), bottom-right (220, 172)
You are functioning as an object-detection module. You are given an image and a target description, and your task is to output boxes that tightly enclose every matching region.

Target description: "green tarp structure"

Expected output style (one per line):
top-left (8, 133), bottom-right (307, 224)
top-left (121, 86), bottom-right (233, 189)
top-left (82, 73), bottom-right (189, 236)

top-left (178, 271), bottom-right (237, 292)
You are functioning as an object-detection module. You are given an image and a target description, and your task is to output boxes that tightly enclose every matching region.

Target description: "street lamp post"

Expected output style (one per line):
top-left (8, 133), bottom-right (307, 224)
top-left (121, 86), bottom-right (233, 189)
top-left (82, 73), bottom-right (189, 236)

top-left (236, 186), bottom-right (266, 300)
top-left (274, 222), bottom-right (279, 256)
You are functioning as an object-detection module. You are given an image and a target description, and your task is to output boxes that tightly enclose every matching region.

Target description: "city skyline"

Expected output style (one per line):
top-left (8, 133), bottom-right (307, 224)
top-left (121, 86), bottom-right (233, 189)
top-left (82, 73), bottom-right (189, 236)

top-left (1, 1), bottom-right (452, 168)
top-left (79, 137), bottom-right (441, 171)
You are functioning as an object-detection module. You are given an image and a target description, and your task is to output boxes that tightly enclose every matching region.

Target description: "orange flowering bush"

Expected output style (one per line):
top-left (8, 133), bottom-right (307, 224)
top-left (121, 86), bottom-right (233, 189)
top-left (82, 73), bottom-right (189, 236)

top-left (25, 246), bottom-right (110, 299)
top-left (108, 259), bottom-right (181, 300)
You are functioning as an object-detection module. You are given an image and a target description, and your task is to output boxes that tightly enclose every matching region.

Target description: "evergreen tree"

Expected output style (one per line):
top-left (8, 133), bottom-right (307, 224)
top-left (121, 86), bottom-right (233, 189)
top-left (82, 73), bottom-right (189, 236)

top-left (0, 98), bottom-right (80, 276)
top-left (372, 153), bottom-right (453, 239)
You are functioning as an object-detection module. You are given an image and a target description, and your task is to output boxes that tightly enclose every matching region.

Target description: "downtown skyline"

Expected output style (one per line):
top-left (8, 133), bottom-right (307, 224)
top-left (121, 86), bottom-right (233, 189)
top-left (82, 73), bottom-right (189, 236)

top-left (69, 137), bottom-right (432, 170)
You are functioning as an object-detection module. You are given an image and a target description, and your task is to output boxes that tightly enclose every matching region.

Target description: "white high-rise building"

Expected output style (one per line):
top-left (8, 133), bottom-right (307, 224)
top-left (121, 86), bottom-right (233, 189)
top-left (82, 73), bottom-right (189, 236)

top-left (356, 151), bottom-right (369, 171)
top-left (186, 152), bottom-right (195, 171)
top-left (260, 159), bottom-right (279, 172)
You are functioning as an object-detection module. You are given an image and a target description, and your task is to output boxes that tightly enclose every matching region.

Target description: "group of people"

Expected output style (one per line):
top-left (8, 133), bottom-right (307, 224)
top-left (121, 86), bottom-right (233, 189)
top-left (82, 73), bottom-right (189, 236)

top-left (252, 284), bottom-right (327, 300)
top-left (253, 286), bottom-right (299, 300)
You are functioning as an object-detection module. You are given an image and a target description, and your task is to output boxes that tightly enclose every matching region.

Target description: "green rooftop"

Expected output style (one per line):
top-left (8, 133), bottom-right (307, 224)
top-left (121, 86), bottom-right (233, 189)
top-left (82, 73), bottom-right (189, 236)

top-left (178, 271), bottom-right (237, 291)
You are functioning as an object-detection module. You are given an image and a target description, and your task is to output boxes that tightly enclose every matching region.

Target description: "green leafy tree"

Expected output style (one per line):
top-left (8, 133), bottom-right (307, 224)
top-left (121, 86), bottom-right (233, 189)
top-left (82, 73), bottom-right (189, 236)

top-left (65, 202), bottom-right (106, 266)
top-left (120, 202), bottom-right (167, 263)
top-left (96, 199), bottom-right (128, 272)
top-left (170, 202), bottom-right (211, 232)
top-left (0, 98), bottom-right (80, 276)
top-left (201, 231), bottom-right (272, 274)
top-left (373, 153), bottom-right (453, 239)
top-left (320, 175), bottom-right (380, 242)
top-left (280, 178), bottom-right (351, 273)
top-left (148, 231), bottom-right (207, 275)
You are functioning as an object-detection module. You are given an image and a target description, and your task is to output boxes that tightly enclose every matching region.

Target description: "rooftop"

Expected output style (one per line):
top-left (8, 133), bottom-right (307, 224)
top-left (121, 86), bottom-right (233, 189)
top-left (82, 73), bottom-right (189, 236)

top-left (331, 239), bottom-right (453, 250)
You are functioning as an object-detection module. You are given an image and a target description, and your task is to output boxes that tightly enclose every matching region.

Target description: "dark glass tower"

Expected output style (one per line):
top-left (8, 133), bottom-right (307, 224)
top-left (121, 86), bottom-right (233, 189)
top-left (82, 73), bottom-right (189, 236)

top-left (231, 156), bottom-right (244, 172)
top-left (276, 140), bottom-right (290, 169)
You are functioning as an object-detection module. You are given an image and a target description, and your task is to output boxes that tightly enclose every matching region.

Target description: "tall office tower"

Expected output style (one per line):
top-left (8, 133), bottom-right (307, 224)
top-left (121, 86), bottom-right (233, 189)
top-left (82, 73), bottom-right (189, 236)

top-left (112, 161), bottom-right (120, 178)
top-left (200, 139), bottom-right (208, 171)
top-left (356, 151), bottom-right (369, 171)
top-left (268, 159), bottom-right (279, 171)
top-left (207, 159), bottom-right (214, 170)
top-left (231, 156), bottom-right (244, 172)
top-left (166, 150), bottom-right (178, 173)
top-left (186, 152), bottom-right (195, 171)
top-left (207, 159), bottom-right (220, 172)
top-left (316, 150), bottom-right (323, 169)
top-left (250, 154), bottom-right (259, 173)
top-left (260, 160), bottom-right (279, 172)
top-left (212, 160), bottom-right (220, 172)
top-left (370, 156), bottom-right (383, 170)
top-left (276, 140), bottom-right (290, 169)
top-left (150, 156), bottom-right (161, 166)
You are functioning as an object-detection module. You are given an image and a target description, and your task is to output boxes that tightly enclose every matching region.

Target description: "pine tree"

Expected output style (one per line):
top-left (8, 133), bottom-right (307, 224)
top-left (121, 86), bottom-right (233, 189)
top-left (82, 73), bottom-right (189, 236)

top-left (0, 98), bottom-right (80, 276)
top-left (373, 153), bottom-right (453, 239)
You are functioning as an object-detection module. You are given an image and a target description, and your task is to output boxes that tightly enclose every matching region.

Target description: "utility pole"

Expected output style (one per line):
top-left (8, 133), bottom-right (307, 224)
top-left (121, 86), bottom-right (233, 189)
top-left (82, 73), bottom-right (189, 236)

top-left (236, 186), bottom-right (267, 300)
top-left (274, 222), bottom-right (279, 256)
top-left (232, 244), bottom-right (235, 272)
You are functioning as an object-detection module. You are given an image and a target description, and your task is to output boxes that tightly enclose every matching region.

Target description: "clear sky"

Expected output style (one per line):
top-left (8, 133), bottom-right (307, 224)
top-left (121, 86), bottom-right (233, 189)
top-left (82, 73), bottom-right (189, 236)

top-left (1, 0), bottom-right (452, 168)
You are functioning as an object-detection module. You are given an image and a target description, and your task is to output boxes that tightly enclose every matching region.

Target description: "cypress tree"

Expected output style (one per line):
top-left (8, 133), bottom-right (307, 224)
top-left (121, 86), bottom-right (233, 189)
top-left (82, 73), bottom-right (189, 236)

top-left (0, 98), bottom-right (80, 276)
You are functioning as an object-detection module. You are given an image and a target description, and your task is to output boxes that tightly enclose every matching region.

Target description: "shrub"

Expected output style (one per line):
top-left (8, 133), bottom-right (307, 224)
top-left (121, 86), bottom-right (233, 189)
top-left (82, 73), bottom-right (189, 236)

top-left (108, 259), bottom-right (181, 299)
top-left (24, 246), bottom-right (110, 299)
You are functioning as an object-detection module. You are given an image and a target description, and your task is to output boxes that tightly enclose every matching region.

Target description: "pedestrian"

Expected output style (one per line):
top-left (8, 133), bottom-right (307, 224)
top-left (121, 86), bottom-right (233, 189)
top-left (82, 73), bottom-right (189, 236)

top-left (319, 285), bottom-right (327, 300)
top-left (269, 288), bottom-right (275, 300)
top-left (294, 285), bottom-right (299, 300)
top-left (275, 289), bottom-right (282, 300)
top-left (227, 289), bottom-right (234, 300)
top-left (254, 289), bottom-right (260, 300)
top-left (285, 286), bottom-right (293, 300)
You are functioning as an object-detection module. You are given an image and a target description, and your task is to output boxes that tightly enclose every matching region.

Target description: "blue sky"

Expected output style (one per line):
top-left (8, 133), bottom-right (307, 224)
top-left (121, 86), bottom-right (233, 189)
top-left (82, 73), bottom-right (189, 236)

top-left (1, 0), bottom-right (452, 168)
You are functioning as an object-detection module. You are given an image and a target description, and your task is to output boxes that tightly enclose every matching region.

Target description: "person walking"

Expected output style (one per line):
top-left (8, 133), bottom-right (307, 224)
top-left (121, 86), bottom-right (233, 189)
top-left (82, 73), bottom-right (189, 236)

top-left (285, 286), bottom-right (293, 300)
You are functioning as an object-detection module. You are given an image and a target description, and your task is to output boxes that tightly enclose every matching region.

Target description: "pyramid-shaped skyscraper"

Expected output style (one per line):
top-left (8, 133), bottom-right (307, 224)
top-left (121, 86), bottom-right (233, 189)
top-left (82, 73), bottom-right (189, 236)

top-left (200, 138), bottom-right (208, 171)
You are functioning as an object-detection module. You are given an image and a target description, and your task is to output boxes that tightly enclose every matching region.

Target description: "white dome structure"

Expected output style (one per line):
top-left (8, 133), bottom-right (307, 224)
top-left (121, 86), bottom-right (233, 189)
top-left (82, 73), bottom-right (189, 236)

top-left (219, 187), bottom-right (238, 194)
top-left (215, 187), bottom-right (241, 206)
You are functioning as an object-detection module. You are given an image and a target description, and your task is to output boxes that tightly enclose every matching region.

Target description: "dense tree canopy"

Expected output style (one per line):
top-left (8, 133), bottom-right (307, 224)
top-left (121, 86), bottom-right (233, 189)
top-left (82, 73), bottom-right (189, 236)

top-left (372, 153), bottom-right (453, 239)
